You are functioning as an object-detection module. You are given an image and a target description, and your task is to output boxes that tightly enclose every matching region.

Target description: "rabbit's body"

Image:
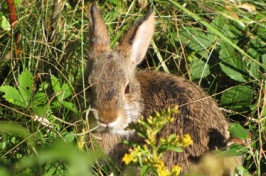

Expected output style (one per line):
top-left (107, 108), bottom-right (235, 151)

top-left (83, 3), bottom-right (230, 174)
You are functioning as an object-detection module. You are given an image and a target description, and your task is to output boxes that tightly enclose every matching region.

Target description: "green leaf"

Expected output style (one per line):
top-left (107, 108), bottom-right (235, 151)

top-left (65, 132), bottom-right (75, 142)
top-left (175, 27), bottom-right (216, 58)
top-left (229, 123), bottom-right (249, 140)
top-left (62, 101), bottom-right (78, 113)
top-left (51, 75), bottom-right (61, 95)
top-left (211, 15), bottom-right (238, 40)
top-left (18, 69), bottom-right (34, 106)
top-left (158, 144), bottom-right (183, 153)
top-left (219, 143), bottom-right (248, 156)
top-left (32, 106), bottom-right (51, 117)
top-left (1, 15), bottom-right (11, 31)
top-left (140, 165), bottom-right (150, 176)
top-left (62, 83), bottom-right (72, 99)
top-left (0, 86), bottom-right (25, 107)
top-left (246, 48), bottom-right (260, 79)
top-left (221, 86), bottom-right (253, 110)
top-left (219, 41), bottom-right (247, 82)
top-left (190, 55), bottom-right (210, 80)
top-left (31, 92), bottom-right (47, 106)
top-left (235, 165), bottom-right (251, 176)
top-left (51, 75), bottom-right (73, 102)
top-left (166, 146), bottom-right (184, 153)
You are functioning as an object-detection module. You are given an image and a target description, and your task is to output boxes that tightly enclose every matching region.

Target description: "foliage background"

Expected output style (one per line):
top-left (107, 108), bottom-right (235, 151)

top-left (0, 0), bottom-right (265, 175)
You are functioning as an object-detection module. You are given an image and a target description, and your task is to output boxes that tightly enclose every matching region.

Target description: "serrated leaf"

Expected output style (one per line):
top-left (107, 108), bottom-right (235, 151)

top-left (62, 83), bottom-right (72, 99)
top-left (246, 48), bottom-right (260, 79)
top-left (190, 56), bottom-right (210, 80)
top-left (32, 106), bottom-right (51, 117)
top-left (211, 15), bottom-right (238, 39)
top-left (51, 75), bottom-right (61, 94)
top-left (219, 42), bottom-right (247, 82)
top-left (175, 28), bottom-right (216, 60)
top-left (32, 92), bottom-right (47, 106)
top-left (229, 123), bottom-right (249, 140)
top-left (62, 101), bottom-right (78, 113)
top-left (221, 86), bottom-right (253, 110)
top-left (18, 69), bottom-right (34, 106)
top-left (51, 75), bottom-right (73, 101)
top-left (0, 86), bottom-right (25, 107)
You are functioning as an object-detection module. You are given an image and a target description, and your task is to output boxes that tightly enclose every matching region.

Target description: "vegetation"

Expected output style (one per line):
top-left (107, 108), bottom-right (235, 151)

top-left (122, 107), bottom-right (191, 176)
top-left (0, 0), bottom-right (265, 175)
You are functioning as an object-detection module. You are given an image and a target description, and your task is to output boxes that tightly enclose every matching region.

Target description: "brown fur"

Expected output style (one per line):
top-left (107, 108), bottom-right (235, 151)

top-left (81, 3), bottom-right (230, 175)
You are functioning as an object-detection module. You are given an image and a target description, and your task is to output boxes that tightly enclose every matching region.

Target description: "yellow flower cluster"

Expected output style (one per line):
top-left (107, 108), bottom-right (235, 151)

top-left (122, 145), bottom-right (142, 165)
top-left (181, 134), bottom-right (193, 147)
top-left (122, 106), bottom-right (192, 176)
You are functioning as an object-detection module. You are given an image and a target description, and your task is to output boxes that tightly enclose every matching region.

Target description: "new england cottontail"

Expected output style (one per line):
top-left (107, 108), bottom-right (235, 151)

top-left (82, 3), bottom-right (230, 174)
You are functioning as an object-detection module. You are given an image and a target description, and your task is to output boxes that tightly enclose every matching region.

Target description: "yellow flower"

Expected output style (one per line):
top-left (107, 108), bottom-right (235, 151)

top-left (171, 165), bottom-right (182, 175)
top-left (122, 153), bottom-right (132, 165)
top-left (181, 134), bottom-right (193, 147)
top-left (156, 161), bottom-right (170, 176)
top-left (78, 128), bottom-right (86, 149)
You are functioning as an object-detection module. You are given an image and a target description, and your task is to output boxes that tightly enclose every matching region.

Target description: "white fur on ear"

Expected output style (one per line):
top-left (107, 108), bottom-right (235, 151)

top-left (130, 11), bottom-right (155, 65)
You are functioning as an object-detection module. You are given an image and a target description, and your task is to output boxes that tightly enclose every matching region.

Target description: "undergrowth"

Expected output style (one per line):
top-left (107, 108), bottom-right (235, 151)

top-left (0, 0), bottom-right (265, 175)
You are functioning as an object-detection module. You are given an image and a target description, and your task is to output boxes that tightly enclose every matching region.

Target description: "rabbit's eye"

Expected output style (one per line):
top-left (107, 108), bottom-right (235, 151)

top-left (125, 84), bottom-right (130, 94)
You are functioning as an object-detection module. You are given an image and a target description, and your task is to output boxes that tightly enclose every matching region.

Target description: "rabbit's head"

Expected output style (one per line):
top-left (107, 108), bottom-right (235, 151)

top-left (87, 4), bottom-right (155, 136)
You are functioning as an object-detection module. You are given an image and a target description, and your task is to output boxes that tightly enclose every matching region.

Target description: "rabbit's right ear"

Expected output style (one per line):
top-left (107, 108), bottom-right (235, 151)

top-left (89, 3), bottom-right (110, 56)
top-left (116, 11), bottom-right (155, 68)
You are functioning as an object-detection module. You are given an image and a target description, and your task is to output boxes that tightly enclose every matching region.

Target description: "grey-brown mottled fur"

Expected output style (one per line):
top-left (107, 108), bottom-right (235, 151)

top-left (81, 3), bottom-right (230, 175)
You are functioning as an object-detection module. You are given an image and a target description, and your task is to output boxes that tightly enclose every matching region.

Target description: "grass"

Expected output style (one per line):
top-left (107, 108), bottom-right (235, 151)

top-left (0, 0), bottom-right (266, 175)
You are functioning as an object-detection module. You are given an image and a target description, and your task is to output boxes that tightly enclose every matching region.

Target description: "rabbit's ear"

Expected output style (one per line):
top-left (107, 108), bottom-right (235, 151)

top-left (89, 3), bottom-right (110, 55)
top-left (116, 11), bottom-right (155, 67)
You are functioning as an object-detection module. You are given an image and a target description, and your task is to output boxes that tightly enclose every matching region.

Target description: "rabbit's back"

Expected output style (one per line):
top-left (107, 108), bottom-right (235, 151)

top-left (136, 70), bottom-right (229, 171)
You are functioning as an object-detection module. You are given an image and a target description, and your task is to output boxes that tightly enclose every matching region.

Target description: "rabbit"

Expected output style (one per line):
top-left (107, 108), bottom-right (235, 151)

top-left (81, 3), bottom-right (231, 175)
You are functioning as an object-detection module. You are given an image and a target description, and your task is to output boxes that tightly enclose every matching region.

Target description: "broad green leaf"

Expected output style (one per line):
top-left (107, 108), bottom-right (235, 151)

top-left (31, 92), bottom-right (47, 106)
top-left (62, 83), bottom-right (72, 99)
top-left (62, 101), bottom-right (78, 113)
top-left (65, 132), bottom-right (75, 142)
top-left (51, 75), bottom-right (73, 101)
top-left (246, 48), bottom-right (260, 79)
top-left (1, 15), bottom-right (11, 31)
top-left (32, 106), bottom-right (51, 117)
top-left (169, 1), bottom-right (263, 70)
top-left (211, 15), bottom-right (238, 40)
top-left (221, 86), bottom-right (253, 110)
top-left (229, 123), bottom-right (249, 140)
top-left (0, 86), bottom-right (25, 107)
top-left (189, 55), bottom-right (210, 80)
top-left (51, 75), bottom-right (61, 95)
top-left (219, 41), bottom-right (247, 82)
top-left (18, 69), bottom-right (34, 106)
top-left (175, 28), bottom-right (216, 58)
top-left (218, 143), bottom-right (248, 156)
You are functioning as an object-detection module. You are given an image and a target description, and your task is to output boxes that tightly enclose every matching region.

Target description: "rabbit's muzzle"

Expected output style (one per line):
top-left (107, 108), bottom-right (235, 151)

top-left (92, 108), bottom-right (133, 135)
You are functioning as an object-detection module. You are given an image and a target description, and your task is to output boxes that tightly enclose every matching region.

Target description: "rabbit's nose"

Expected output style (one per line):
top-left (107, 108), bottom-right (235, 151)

top-left (98, 110), bottom-right (119, 124)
